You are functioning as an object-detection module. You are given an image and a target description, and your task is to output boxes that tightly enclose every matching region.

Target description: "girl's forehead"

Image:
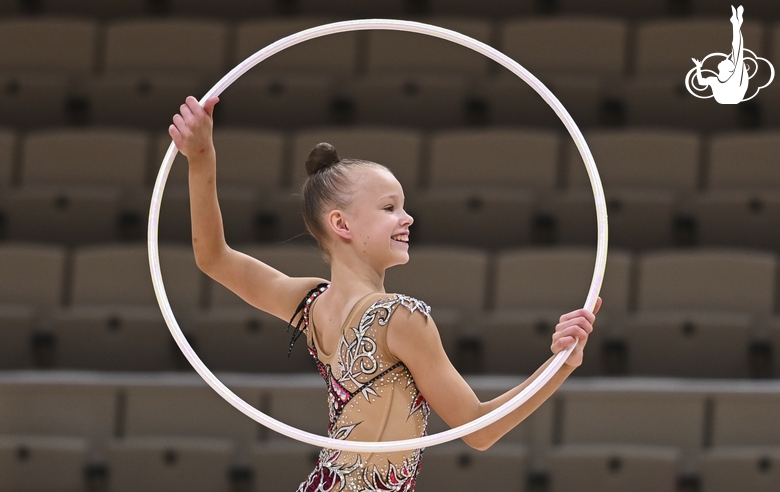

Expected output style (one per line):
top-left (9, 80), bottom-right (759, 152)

top-left (352, 166), bottom-right (403, 194)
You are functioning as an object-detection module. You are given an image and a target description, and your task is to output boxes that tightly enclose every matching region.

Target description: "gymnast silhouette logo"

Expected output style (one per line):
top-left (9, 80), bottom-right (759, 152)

top-left (685, 5), bottom-right (774, 104)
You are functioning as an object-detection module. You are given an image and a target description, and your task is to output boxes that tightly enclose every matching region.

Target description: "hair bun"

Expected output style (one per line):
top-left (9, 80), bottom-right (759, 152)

top-left (306, 142), bottom-right (340, 176)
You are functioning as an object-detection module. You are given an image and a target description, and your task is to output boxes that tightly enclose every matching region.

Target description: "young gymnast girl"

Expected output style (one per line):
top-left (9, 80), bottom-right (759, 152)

top-left (171, 96), bottom-right (601, 491)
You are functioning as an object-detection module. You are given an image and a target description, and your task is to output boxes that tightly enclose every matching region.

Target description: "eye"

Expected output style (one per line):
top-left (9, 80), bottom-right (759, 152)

top-left (384, 205), bottom-right (395, 212)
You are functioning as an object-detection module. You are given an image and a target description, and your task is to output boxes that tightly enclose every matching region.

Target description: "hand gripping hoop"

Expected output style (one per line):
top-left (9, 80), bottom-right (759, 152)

top-left (148, 19), bottom-right (608, 453)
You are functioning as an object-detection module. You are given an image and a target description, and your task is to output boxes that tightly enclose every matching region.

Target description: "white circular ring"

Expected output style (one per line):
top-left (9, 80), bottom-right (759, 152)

top-left (148, 19), bottom-right (608, 453)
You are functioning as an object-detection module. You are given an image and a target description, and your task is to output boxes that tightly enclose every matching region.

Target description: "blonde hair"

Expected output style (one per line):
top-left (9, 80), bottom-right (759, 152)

top-left (301, 142), bottom-right (389, 259)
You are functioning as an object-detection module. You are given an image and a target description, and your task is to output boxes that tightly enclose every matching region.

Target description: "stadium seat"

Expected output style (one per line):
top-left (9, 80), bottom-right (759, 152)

top-left (0, 436), bottom-right (89, 492)
top-left (773, 24), bottom-right (780, 72)
top-left (156, 185), bottom-right (261, 244)
top-left (384, 246), bottom-right (488, 311)
top-left (235, 18), bottom-right (358, 74)
top-left (260, 191), bottom-right (310, 243)
top-left (493, 248), bottom-right (632, 313)
top-left (706, 132), bottom-right (780, 190)
top-left (565, 129), bottom-right (701, 191)
top-left (266, 385), bottom-right (330, 438)
top-left (295, 0), bottom-right (406, 16)
top-left (21, 130), bottom-right (148, 188)
top-left (0, 18), bottom-right (97, 73)
top-left (209, 244), bottom-right (330, 308)
top-left (123, 385), bottom-right (260, 443)
top-left (0, 306), bottom-right (34, 369)
top-left (250, 440), bottom-right (319, 491)
top-left (350, 75), bottom-right (469, 128)
top-left (623, 76), bottom-right (741, 132)
top-left (71, 244), bottom-right (202, 312)
top-left (4, 186), bottom-right (121, 245)
top-left (40, 0), bottom-right (149, 17)
top-left (700, 446), bottom-right (780, 492)
top-left (500, 18), bottom-right (628, 78)
top-left (559, 389), bottom-right (706, 466)
top-left (82, 74), bottom-right (204, 129)
top-left (187, 307), bottom-right (317, 373)
top-left (547, 189), bottom-right (676, 250)
top-left (106, 437), bottom-right (234, 492)
top-left (104, 20), bottom-right (228, 75)
top-left (0, 130), bottom-right (14, 188)
top-left (428, 0), bottom-right (535, 16)
top-left (410, 188), bottom-right (534, 248)
top-left (416, 442), bottom-right (528, 492)
top-left (291, 127), bottom-right (423, 190)
top-left (637, 250), bottom-right (776, 313)
top-left (366, 18), bottom-right (492, 75)
top-left (556, 0), bottom-right (670, 17)
top-left (770, 319), bottom-right (780, 378)
top-left (692, 191), bottom-right (780, 250)
top-left (156, 129), bottom-right (284, 189)
top-left (711, 392), bottom-right (780, 447)
top-left (47, 306), bottom-right (176, 371)
top-left (548, 444), bottom-right (680, 492)
top-left (217, 75), bottom-right (335, 129)
top-left (168, 0), bottom-right (276, 17)
top-left (428, 129), bottom-right (560, 189)
top-left (0, 243), bottom-right (66, 310)
top-left (471, 309), bottom-right (611, 376)
top-left (624, 311), bottom-right (753, 378)
top-left (693, 0), bottom-right (780, 21)
top-left (0, 74), bottom-right (71, 128)
top-left (0, 383), bottom-right (115, 441)
top-left (478, 75), bottom-right (603, 128)
top-left (635, 20), bottom-right (764, 76)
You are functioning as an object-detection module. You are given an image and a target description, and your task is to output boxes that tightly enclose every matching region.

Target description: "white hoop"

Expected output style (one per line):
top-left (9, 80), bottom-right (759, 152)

top-left (148, 19), bottom-right (608, 453)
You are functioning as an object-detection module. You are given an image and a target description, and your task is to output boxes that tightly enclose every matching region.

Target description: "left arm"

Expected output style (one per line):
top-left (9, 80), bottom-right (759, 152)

top-left (386, 298), bottom-right (601, 451)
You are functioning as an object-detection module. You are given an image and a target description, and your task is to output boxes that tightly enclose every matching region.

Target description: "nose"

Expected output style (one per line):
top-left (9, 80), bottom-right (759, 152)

top-left (402, 209), bottom-right (414, 227)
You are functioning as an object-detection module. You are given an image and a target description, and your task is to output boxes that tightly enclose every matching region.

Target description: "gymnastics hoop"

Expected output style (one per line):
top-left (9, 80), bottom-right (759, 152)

top-left (149, 19), bottom-right (608, 453)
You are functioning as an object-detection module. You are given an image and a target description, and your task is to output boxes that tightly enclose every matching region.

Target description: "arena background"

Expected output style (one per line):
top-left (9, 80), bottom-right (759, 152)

top-left (1, 0), bottom-right (779, 491)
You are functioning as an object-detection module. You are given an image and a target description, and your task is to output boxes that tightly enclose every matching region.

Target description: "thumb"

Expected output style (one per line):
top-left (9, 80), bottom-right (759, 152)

top-left (203, 96), bottom-right (220, 118)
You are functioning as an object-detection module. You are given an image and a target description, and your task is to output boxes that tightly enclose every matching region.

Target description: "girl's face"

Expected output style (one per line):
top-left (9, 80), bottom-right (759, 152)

top-left (339, 166), bottom-right (413, 269)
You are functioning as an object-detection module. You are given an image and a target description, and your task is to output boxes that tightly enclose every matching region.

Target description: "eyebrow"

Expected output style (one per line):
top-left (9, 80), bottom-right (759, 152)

top-left (377, 193), bottom-right (403, 202)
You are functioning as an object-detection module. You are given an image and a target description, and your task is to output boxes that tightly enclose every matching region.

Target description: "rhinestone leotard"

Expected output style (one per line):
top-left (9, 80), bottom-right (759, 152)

top-left (293, 285), bottom-right (431, 492)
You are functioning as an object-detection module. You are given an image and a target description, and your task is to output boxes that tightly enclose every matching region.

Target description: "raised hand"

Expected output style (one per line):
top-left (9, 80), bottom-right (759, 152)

top-left (551, 297), bottom-right (601, 368)
top-left (692, 58), bottom-right (703, 67)
top-left (168, 96), bottom-right (220, 159)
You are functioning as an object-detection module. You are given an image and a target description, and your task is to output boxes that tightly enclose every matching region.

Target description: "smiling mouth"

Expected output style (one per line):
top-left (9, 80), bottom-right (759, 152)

top-left (391, 234), bottom-right (409, 243)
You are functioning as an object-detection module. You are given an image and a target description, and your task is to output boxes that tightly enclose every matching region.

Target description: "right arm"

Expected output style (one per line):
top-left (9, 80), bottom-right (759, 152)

top-left (170, 96), bottom-right (327, 321)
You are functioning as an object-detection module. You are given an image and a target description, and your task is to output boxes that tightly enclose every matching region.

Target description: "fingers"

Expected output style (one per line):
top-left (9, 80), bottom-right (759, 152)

top-left (203, 96), bottom-right (220, 118)
top-left (593, 297), bottom-right (603, 315)
top-left (551, 324), bottom-right (588, 353)
top-left (559, 308), bottom-right (595, 325)
top-left (556, 316), bottom-right (594, 336)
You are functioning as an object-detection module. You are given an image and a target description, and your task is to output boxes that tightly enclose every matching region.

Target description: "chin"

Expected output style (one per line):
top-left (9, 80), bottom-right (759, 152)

top-left (386, 252), bottom-right (410, 269)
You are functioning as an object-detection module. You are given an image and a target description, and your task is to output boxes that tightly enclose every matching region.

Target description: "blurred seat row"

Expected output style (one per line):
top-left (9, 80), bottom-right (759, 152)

top-left (4, 71), bottom-right (776, 132)
top-left (1, 17), bottom-right (779, 131)
top-left (1, 17), bottom-right (779, 78)
top-left (2, 127), bottom-right (780, 250)
top-left (1, 243), bottom-right (780, 377)
top-left (4, 0), bottom-right (780, 19)
top-left (0, 373), bottom-right (778, 492)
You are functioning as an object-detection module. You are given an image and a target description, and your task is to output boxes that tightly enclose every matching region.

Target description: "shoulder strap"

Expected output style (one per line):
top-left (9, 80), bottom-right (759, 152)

top-left (287, 282), bottom-right (329, 357)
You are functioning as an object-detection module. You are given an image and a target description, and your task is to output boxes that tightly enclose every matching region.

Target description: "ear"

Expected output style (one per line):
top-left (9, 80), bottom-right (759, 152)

top-left (326, 209), bottom-right (351, 240)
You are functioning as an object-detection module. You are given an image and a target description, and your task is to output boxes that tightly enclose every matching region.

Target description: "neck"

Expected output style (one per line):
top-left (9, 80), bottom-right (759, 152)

top-left (327, 249), bottom-right (386, 300)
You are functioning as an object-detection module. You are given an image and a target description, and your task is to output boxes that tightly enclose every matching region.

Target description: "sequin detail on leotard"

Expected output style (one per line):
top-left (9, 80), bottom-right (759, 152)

top-left (294, 286), bottom-right (431, 492)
